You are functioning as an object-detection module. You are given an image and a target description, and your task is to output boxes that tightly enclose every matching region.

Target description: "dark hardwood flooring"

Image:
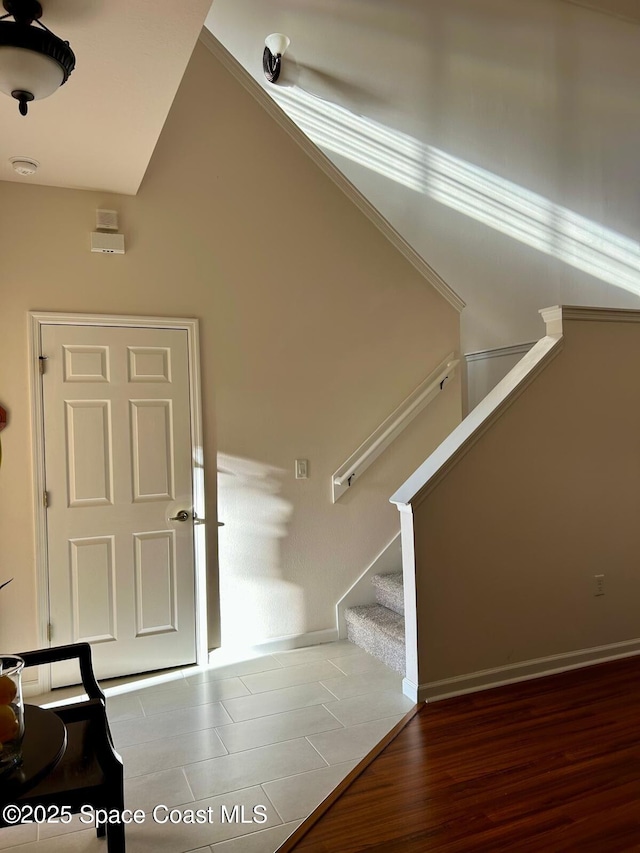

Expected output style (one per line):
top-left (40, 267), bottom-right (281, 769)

top-left (281, 656), bottom-right (640, 852)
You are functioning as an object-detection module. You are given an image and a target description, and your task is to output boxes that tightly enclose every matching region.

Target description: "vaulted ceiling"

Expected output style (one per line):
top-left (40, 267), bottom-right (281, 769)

top-left (1, 0), bottom-right (637, 200)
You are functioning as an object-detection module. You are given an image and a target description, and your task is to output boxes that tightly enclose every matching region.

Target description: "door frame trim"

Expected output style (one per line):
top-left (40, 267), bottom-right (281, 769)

top-left (29, 311), bottom-right (208, 694)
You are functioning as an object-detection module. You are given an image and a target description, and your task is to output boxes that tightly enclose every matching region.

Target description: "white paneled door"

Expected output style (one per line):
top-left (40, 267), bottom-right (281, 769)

top-left (41, 324), bottom-right (197, 686)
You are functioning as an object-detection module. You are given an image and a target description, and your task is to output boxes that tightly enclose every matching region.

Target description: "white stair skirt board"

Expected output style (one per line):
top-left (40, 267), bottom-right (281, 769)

top-left (336, 534), bottom-right (402, 640)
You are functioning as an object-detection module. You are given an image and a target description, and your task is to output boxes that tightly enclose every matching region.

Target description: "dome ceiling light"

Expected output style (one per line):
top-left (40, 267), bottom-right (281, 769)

top-left (0, 0), bottom-right (75, 116)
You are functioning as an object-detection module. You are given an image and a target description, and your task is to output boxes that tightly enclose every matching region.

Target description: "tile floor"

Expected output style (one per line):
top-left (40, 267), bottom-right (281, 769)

top-left (0, 641), bottom-right (415, 853)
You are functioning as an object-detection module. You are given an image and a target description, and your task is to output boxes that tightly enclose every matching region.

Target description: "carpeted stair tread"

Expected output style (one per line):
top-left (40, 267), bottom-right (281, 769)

top-left (345, 604), bottom-right (405, 675)
top-left (371, 571), bottom-right (404, 616)
top-left (346, 604), bottom-right (404, 639)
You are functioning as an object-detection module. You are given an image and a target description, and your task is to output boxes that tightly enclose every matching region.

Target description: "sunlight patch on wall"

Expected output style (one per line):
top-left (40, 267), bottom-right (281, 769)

top-left (217, 453), bottom-right (304, 650)
top-left (272, 86), bottom-right (640, 297)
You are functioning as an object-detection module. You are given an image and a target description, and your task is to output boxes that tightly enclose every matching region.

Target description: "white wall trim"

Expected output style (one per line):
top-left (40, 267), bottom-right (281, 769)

top-left (209, 628), bottom-right (339, 663)
top-left (28, 311), bottom-right (208, 695)
top-left (421, 638), bottom-right (640, 702)
top-left (563, 305), bottom-right (640, 322)
top-left (465, 342), bottom-right (535, 363)
top-left (27, 316), bottom-right (52, 697)
top-left (22, 678), bottom-right (42, 700)
top-left (542, 304), bottom-right (640, 327)
top-left (399, 508), bottom-right (419, 691)
top-left (336, 533), bottom-right (402, 638)
top-left (540, 305), bottom-right (564, 335)
top-left (401, 676), bottom-right (420, 703)
top-left (391, 333), bottom-right (563, 509)
top-left (198, 28), bottom-right (465, 315)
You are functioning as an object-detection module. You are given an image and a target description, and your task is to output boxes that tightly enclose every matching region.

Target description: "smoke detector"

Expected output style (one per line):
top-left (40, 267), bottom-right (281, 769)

top-left (10, 157), bottom-right (39, 176)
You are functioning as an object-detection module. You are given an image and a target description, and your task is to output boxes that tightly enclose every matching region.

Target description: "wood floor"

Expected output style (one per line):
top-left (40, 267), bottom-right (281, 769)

top-left (281, 656), bottom-right (640, 852)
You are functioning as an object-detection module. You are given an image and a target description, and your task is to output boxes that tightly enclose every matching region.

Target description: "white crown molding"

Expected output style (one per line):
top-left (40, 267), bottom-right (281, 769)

top-left (199, 29), bottom-right (465, 314)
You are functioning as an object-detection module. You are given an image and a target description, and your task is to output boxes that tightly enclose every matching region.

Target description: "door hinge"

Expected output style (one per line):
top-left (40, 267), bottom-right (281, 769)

top-left (38, 355), bottom-right (48, 375)
top-left (47, 622), bottom-right (53, 641)
top-left (43, 490), bottom-right (49, 508)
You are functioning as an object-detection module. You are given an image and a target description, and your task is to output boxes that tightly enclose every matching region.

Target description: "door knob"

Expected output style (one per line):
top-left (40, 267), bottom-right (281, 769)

top-left (169, 510), bottom-right (190, 522)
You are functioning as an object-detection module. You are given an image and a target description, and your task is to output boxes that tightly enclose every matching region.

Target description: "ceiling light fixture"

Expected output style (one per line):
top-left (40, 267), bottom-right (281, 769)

top-left (0, 0), bottom-right (75, 116)
top-left (263, 33), bottom-right (289, 83)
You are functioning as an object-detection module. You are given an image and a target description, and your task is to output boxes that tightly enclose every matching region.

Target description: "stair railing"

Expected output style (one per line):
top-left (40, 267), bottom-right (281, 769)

top-left (332, 352), bottom-right (459, 502)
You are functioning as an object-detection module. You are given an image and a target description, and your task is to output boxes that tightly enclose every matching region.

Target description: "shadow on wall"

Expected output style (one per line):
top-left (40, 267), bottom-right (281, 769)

top-left (217, 453), bottom-right (304, 649)
top-left (270, 86), bottom-right (640, 298)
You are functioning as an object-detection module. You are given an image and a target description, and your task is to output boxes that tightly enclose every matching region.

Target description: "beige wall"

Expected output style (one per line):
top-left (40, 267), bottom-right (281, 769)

top-left (0, 41), bottom-right (460, 653)
top-left (412, 311), bottom-right (640, 689)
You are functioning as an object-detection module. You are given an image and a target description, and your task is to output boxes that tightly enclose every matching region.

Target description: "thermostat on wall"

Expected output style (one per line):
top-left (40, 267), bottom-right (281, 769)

top-left (91, 232), bottom-right (125, 254)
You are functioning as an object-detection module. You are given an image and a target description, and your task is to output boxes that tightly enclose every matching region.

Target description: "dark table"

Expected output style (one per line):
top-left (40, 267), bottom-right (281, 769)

top-left (0, 705), bottom-right (67, 809)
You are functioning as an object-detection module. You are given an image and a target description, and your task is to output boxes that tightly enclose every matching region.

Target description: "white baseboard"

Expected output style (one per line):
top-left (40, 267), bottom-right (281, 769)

top-left (421, 637), bottom-right (640, 702)
top-left (401, 677), bottom-right (420, 703)
top-left (209, 627), bottom-right (339, 664)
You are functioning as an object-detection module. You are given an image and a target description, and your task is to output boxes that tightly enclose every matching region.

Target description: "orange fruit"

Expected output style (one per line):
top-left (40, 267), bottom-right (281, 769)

top-left (0, 705), bottom-right (19, 743)
top-left (0, 675), bottom-right (17, 705)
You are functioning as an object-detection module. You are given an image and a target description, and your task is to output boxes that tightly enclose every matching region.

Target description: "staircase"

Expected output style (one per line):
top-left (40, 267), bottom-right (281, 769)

top-left (344, 572), bottom-right (406, 674)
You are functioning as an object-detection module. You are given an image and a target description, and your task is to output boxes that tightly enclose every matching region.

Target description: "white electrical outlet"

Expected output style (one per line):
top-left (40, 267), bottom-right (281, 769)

top-left (594, 574), bottom-right (605, 596)
top-left (295, 459), bottom-right (308, 479)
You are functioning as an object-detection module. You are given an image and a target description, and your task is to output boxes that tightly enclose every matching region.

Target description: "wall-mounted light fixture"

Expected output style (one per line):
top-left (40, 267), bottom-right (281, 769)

top-left (263, 33), bottom-right (289, 83)
top-left (0, 0), bottom-right (75, 116)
